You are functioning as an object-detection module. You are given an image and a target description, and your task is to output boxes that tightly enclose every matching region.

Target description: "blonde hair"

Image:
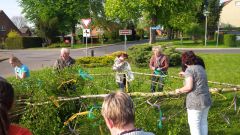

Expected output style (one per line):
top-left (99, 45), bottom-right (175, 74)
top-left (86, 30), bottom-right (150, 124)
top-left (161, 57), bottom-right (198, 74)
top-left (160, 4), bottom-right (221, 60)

top-left (152, 46), bottom-right (162, 53)
top-left (9, 56), bottom-right (22, 65)
top-left (101, 91), bottom-right (135, 128)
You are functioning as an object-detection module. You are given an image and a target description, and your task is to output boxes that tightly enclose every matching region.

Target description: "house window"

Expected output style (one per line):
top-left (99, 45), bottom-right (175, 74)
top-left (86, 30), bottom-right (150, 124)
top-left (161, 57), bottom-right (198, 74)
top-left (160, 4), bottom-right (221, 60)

top-left (0, 25), bottom-right (6, 31)
top-left (236, 1), bottom-right (240, 7)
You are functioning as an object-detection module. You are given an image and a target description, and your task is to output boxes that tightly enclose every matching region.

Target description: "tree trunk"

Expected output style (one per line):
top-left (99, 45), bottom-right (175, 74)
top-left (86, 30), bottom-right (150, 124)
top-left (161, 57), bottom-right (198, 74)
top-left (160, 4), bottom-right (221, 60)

top-left (149, 14), bottom-right (157, 44)
top-left (71, 23), bottom-right (76, 45)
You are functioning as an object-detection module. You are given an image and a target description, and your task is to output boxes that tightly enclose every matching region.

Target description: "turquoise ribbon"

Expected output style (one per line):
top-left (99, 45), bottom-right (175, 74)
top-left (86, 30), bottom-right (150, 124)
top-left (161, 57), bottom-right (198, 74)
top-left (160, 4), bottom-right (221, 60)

top-left (79, 69), bottom-right (93, 80)
top-left (88, 105), bottom-right (101, 119)
top-left (158, 109), bottom-right (163, 129)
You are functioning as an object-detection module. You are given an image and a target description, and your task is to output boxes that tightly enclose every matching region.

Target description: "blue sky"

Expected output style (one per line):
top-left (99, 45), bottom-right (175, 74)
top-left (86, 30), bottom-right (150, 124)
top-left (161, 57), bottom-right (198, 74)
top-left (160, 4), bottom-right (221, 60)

top-left (0, 0), bottom-right (23, 19)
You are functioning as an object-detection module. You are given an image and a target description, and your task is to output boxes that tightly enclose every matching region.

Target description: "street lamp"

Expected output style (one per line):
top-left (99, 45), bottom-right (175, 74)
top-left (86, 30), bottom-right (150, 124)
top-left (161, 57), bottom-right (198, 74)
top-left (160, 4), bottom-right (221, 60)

top-left (203, 10), bottom-right (210, 46)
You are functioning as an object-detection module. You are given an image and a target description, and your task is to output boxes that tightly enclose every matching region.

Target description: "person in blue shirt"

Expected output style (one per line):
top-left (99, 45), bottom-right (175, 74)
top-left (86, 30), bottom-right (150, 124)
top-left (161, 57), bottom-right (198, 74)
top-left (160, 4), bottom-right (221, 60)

top-left (9, 56), bottom-right (30, 79)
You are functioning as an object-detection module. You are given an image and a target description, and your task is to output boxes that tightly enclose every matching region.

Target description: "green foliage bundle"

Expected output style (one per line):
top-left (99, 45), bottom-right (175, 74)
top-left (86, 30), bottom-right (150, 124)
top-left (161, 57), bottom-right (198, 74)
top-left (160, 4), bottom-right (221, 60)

top-left (127, 44), bottom-right (181, 67)
top-left (224, 34), bottom-right (237, 47)
top-left (7, 60), bottom-right (240, 135)
top-left (5, 37), bottom-right (43, 49)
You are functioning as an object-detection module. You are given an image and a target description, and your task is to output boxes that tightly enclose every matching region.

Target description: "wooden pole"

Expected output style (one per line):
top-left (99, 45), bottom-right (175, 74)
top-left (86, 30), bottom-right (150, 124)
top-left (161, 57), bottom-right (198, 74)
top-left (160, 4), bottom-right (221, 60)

top-left (20, 87), bottom-right (240, 106)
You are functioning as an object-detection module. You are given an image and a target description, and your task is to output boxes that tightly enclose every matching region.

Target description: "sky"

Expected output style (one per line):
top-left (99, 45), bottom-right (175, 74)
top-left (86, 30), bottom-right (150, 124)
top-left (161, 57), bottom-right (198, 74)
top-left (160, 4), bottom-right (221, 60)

top-left (0, 0), bottom-right (23, 19)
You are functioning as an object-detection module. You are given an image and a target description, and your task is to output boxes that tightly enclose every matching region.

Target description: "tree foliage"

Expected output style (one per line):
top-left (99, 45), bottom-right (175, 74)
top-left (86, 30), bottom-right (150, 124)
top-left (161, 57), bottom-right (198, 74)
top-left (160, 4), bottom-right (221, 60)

top-left (105, 0), bottom-right (202, 43)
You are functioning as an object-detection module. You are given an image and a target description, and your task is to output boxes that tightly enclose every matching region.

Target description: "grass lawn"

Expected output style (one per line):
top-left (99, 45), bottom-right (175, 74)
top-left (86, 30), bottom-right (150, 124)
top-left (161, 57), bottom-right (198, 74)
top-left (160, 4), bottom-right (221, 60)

top-left (154, 39), bottom-right (239, 48)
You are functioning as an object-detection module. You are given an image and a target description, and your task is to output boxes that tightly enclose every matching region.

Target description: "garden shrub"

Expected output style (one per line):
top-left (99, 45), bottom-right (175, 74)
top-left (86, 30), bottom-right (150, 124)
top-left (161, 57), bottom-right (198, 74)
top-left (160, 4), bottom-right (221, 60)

top-left (76, 56), bottom-right (114, 68)
top-left (224, 34), bottom-right (236, 47)
top-left (7, 30), bottom-right (21, 38)
top-left (127, 44), bottom-right (181, 67)
top-left (47, 43), bottom-right (71, 48)
top-left (75, 51), bottom-right (126, 68)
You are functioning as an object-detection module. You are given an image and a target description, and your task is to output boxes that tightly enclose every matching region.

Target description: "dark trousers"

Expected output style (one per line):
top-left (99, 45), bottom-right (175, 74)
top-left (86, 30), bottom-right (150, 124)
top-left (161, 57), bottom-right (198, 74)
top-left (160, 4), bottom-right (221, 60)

top-left (118, 74), bottom-right (127, 91)
top-left (150, 71), bottom-right (167, 92)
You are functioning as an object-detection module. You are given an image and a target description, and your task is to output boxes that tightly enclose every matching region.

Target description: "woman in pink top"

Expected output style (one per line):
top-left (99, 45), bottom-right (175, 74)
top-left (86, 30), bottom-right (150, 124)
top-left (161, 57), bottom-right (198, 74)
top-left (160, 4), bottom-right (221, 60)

top-left (0, 78), bottom-right (32, 135)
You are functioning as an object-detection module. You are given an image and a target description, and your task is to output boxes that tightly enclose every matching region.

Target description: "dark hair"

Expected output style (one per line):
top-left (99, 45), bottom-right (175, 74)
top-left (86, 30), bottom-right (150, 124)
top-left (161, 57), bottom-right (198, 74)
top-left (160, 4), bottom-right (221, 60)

top-left (118, 53), bottom-right (128, 59)
top-left (0, 80), bottom-right (14, 135)
top-left (181, 51), bottom-right (205, 71)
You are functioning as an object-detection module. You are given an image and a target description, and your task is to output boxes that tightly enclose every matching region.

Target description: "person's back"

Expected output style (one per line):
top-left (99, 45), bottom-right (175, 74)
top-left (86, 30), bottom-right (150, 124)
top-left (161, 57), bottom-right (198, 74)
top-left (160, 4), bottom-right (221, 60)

top-left (0, 80), bottom-right (32, 135)
top-left (102, 91), bottom-right (154, 135)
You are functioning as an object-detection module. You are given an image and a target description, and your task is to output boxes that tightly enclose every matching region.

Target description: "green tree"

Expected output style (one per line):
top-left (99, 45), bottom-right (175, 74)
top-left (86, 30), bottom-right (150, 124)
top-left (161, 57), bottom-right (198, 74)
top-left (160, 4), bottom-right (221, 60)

top-left (105, 0), bottom-right (202, 44)
top-left (19, 0), bottom-right (90, 44)
top-left (196, 0), bottom-right (223, 38)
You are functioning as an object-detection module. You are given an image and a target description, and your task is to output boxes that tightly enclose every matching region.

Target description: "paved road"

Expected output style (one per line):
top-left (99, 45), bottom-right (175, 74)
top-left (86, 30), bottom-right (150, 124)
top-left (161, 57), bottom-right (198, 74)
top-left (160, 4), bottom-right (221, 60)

top-left (1, 40), bottom-right (240, 77)
top-left (0, 40), bottom-right (148, 77)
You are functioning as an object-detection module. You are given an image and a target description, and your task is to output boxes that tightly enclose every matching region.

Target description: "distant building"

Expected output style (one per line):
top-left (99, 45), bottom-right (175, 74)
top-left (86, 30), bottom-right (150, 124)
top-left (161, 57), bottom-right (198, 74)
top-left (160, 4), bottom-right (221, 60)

top-left (20, 26), bottom-right (32, 36)
top-left (0, 10), bottom-right (22, 43)
top-left (220, 0), bottom-right (240, 28)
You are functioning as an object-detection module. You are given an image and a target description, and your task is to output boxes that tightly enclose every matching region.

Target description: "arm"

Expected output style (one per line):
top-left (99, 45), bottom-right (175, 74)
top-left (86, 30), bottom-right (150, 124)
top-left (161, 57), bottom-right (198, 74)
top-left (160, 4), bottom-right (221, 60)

top-left (160, 56), bottom-right (169, 71)
top-left (21, 72), bottom-right (27, 79)
top-left (149, 56), bottom-right (155, 71)
top-left (112, 58), bottom-right (125, 71)
top-left (175, 76), bottom-right (193, 94)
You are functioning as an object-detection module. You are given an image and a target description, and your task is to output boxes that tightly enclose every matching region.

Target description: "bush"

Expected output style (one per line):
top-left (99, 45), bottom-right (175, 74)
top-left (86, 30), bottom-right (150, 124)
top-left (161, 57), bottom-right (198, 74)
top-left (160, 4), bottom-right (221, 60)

top-left (7, 30), bottom-right (21, 38)
top-left (76, 56), bottom-right (115, 68)
top-left (5, 37), bottom-right (43, 49)
top-left (127, 44), bottom-right (181, 67)
top-left (47, 43), bottom-right (71, 48)
top-left (224, 34), bottom-right (236, 47)
top-left (236, 35), bottom-right (240, 47)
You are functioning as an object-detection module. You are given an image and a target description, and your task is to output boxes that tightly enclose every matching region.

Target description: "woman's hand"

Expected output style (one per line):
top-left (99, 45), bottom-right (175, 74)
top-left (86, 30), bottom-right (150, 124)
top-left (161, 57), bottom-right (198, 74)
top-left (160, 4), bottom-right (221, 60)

top-left (175, 89), bottom-right (181, 94)
top-left (178, 71), bottom-right (185, 77)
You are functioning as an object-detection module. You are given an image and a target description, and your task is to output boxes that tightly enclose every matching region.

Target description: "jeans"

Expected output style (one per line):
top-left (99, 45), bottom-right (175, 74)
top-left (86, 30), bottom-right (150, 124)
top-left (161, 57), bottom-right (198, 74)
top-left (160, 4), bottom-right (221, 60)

top-left (187, 106), bottom-right (210, 135)
top-left (118, 82), bottom-right (125, 91)
top-left (150, 75), bottom-right (164, 92)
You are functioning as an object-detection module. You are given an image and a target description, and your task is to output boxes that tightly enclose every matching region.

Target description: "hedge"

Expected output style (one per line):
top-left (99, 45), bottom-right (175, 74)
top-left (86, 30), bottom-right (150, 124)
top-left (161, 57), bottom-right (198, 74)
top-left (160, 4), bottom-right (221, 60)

top-left (224, 34), bottom-right (236, 47)
top-left (5, 37), bottom-right (43, 49)
top-left (75, 51), bottom-right (125, 68)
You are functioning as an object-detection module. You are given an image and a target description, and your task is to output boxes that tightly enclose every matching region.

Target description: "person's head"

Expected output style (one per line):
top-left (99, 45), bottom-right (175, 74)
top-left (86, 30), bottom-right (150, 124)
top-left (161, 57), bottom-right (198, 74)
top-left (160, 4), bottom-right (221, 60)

top-left (118, 53), bottom-right (128, 62)
top-left (152, 46), bottom-right (162, 56)
top-left (181, 51), bottom-right (197, 70)
top-left (9, 56), bottom-right (22, 67)
top-left (0, 80), bottom-right (15, 135)
top-left (101, 91), bottom-right (135, 130)
top-left (60, 48), bottom-right (70, 61)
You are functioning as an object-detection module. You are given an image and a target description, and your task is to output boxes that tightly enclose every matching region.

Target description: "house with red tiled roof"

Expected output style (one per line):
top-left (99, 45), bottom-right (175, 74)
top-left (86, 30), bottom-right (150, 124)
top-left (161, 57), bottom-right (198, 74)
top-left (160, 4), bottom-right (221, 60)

top-left (220, 0), bottom-right (240, 27)
top-left (0, 10), bottom-right (22, 43)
